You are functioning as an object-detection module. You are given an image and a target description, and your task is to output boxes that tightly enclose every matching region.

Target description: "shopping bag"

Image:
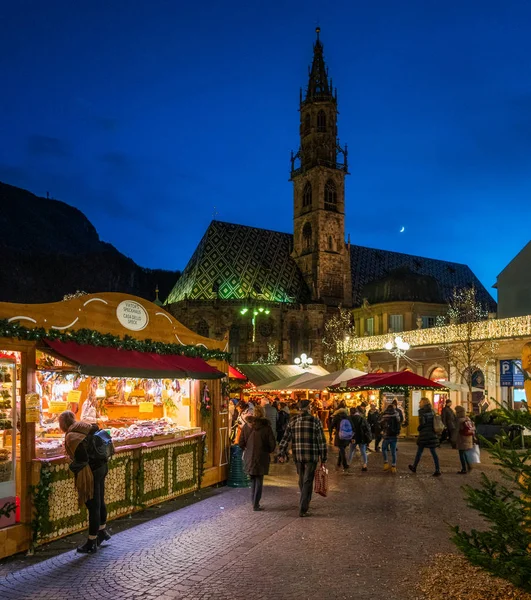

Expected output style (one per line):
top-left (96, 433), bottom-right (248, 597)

top-left (314, 464), bottom-right (329, 497)
top-left (465, 444), bottom-right (481, 464)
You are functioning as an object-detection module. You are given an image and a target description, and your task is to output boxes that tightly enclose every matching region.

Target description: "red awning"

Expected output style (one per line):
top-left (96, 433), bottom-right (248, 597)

top-left (43, 340), bottom-right (224, 380)
top-left (330, 371), bottom-right (448, 390)
top-left (228, 365), bottom-right (247, 380)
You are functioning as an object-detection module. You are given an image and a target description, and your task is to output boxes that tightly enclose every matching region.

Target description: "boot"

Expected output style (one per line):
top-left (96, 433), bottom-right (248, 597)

top-left (408, 464), bottom-right (417, 473)
top-left (383, 462), bottom-right (390, 472)
top-left (77, 538), bottom-right (97, 554)
top-left (390, 466), bottom-right (397, 474)
top-left (97, 528), bottom-right (112, 546)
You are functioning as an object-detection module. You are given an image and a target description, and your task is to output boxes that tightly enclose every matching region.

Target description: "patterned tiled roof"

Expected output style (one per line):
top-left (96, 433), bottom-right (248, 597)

top-left (166, 221), bottom-right (496, 312)
top-left (350, 245), bottom-right (496, 311)
top-left (165, 221), bottom-right (311, 304)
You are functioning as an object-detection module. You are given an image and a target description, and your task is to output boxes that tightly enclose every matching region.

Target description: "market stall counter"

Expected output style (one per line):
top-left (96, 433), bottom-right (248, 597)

top-left (0, 293), bottom-right (230, 559)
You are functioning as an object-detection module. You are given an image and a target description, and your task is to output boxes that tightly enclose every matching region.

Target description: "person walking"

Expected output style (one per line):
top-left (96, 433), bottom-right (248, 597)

top-left (380, 404), bottom-right (401, 473)
top-left (392, 399), bottom-right (404, 427)
top-left (455, 405), bottom-right (475, 474)
top-left (408, 398), bottom-right (442, 477)
top-left (348, 407), bottom-right (372, 471)
top-left (441, 399), bottom-right (457, 448)
top-left (367, 404), bottom-right (382, 452)
top-left (278, 400), bottom-right (327, 517)
top-left (330, 401), bottom-right (352, 472)
top-left (263, 397), bottom-right (278, 442)
top-left (59, 410), bottom-right (112, 554)
top-left (239, 404), bottom-right (276, 511)
top-left (276, 402), bottom-right (290, 444)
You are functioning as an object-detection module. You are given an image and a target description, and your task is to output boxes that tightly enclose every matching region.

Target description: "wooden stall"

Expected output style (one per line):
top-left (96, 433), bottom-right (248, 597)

top-left (0, 293), bottom-right (230, 559)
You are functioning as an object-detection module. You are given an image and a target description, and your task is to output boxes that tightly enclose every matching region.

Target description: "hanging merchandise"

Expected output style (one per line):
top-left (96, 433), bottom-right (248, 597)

top-left (200, 384), bottom-right (212, 419)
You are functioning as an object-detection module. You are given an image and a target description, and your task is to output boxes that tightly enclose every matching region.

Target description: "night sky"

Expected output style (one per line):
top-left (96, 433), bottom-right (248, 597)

top-left (2, 0), bottom-right (531, 296)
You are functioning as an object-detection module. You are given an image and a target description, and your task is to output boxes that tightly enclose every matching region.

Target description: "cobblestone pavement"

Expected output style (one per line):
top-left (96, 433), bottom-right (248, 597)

top-left (0, 441), bottom-right (495, 600)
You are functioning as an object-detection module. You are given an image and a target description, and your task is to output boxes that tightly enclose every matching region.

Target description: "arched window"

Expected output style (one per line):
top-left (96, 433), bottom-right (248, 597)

top-left (196, 319), bottom-right (209, 338)
top-left (324, 179), bottom-right (337, 211)
top-left (304, 113), bottom-right (311, 135)
top-left (328, 235), bottom-right (333, 251)
top-left (302, 222), bottom-right (312, 251)
top-left (317, 110), bottom-right (326, 132)
top-left (302, 181), bottom-right (312, 207)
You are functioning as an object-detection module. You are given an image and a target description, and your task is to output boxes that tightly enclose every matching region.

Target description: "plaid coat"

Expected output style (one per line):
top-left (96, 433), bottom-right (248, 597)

top-left (278, 410), bottom-right (327, 463)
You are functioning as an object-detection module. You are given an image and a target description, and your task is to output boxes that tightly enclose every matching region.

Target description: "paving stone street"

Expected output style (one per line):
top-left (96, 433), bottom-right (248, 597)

top-left (0, 441), bottom-right (494, 600)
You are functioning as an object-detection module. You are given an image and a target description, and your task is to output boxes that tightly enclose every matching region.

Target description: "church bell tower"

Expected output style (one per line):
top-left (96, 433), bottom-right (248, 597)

top-left (291, 28), bottom-right (352, 307)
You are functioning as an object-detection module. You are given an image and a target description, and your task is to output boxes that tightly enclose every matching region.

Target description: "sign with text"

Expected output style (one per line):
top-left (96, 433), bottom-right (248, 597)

top-left (25, 393), bottom-right (41, 423)
top-left (116, 300), bottom-right (149, 332)
top-left (500, 360), bottom-right (524, 387)
top-left (139, 402), bottom-right (154, 413)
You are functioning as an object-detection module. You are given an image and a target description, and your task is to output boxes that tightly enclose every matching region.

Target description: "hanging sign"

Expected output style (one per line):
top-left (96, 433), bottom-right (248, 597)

top-left (500, 360), bottom-right (524, 387)
top-left (116, 300), bottom-right (149, 332)
top-left (139, 402), bottom-right (154, 414)
top-left (48, 400), bottom-right (68, 414)
top-left (67, 390), bottom-right (82, 404)
top-left (25, 393), bottom-right (41, 423)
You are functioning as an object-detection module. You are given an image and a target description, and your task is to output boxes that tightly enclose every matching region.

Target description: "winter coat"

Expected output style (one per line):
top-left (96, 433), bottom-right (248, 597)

top-left (277, 409), bottom-right (290, 443)
top-left (351, 413), bottom-right (373, 445)
top-left (331, 408), bottom-right (351, 447)
top-left (416, 405), bottom-right (439, 448)
top-left (367, 409), bottom-right (382, 435)
top-left (263, 403), bottom-right (278, 439)
top-left (239, 417), bottom-right (276, 476)
top-left (381, 407), bottom-right (401, 439)
top-left (456, 416), bottom-right (475, 451)
top-left (441, 406), bottom-right (457, 432)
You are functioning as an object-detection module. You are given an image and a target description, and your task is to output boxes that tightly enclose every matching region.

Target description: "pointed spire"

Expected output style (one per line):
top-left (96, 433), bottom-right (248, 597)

top-left (305, 27), bottom-right (334, 103)
top-left (153, 285), bottom-right (163, 307)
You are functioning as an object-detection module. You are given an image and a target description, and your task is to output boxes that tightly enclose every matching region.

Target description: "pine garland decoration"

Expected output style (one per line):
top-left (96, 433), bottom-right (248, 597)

top-left (0, 319), bottom-right (230, 361)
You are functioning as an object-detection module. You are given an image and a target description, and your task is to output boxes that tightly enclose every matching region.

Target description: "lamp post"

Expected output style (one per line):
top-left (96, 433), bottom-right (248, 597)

top-left (384, 336), bottom-right (410, 371)
top-left (239, 306), bottom-right (270, 342)
top-left (294, 353), bottom-right (313, 369)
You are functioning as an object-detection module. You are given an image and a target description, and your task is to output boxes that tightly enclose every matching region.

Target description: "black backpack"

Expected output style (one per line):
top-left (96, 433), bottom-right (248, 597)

top-left (385, 415), bottom-right (401, 437)
top-left (87, 429), bottom-right (115, 462)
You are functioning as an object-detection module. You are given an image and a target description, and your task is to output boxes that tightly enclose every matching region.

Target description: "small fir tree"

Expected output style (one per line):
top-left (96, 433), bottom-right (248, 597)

top-left (452, 406), bottom-right (531, 591)
top-left (322, 306), bottom-right (367, 371)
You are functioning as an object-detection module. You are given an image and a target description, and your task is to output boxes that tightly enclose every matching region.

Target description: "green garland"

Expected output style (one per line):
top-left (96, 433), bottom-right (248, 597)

top-left (335, 385), bottom-right (448, 393)
top-left (30, 461), bottom-right (52, 545)
top-left (0, 319), bottom-right (230, 361)
top-left (197, 435), bottom-right (207, 490)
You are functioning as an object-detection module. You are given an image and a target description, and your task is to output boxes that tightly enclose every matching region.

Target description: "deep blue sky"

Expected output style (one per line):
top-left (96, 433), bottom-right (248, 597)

top-left (1, 0), bottom-right (531, 297)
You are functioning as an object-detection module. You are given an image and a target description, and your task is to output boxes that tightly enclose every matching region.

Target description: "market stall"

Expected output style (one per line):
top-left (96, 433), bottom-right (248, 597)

top-left (330, 371), bottom-right (448, 435)
top-left (0, 293), bottom-right (230, 558)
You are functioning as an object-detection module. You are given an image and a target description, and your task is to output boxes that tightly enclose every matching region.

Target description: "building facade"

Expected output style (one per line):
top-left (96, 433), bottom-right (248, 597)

top-left (165, 29), bottom-right (495, 368)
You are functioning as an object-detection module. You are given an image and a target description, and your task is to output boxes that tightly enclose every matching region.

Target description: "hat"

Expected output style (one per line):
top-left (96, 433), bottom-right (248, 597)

top-left (299, 400), bottom-right (311, 410)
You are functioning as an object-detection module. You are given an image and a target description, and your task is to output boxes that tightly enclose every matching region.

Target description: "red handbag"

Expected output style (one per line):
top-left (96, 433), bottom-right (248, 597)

top-left (314, 464), bottom-right (329, 497)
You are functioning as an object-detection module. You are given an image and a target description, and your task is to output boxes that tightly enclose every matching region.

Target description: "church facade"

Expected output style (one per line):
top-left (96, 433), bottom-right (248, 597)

top-left (165, 29), bottom-right (495, 367)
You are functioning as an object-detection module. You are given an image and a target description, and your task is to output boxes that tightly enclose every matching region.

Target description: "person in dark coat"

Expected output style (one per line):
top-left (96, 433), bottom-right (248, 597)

top-left (239, 405), bottom-right (276, 511)
top-left (408, 398), bottom-right (441, 476)
top-left (330, 401), bottom-right (352, 472)
top-left (441, 399), bottom-right (457, 448)
top-left (348, 407), bottom-right (372, 471)
top-left (367, 404), bottom-right (382, 452)
top-left (276, 402), bottom-right (290, 444)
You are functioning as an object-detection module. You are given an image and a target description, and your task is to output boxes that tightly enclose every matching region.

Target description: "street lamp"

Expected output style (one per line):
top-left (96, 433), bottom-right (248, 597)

top-left (384, 336), bottom-right (410, 371)
top-left (294, 353), bottom-right (313, 369)
top-left (239, 306), bottom-right (270, 342)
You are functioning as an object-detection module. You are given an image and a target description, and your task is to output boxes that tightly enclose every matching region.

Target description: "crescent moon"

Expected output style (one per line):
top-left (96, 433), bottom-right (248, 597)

top-left (400, 226), bottom-right (405, 233)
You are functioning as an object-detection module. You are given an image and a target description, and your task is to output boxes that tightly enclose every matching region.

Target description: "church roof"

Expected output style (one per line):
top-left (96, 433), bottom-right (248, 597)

top-left (350, 245), bottom-right (497, 311)
top-left (165, 221), bottom-right (496, 312)
top-left (165, 221), bottom-right (311, 304)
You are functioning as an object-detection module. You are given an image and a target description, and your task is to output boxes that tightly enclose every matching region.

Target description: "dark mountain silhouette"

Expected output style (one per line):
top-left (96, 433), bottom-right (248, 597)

top-left (0, 182), bottom-right (179, 304)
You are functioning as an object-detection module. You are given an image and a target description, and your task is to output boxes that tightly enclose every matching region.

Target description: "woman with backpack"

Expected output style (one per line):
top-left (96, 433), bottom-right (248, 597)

top-left (408, 398), bottom-right (442, 477)
top-left (59, 410), bottom-right (112, 554)
top-left (331, 401), bottom-right (352, 472)
top-left (455, 405), bottom-right (475, 474)
top-left (348, 407), bottom-right (373, 471)
top-left (239, 404), bottom-right (277, 511)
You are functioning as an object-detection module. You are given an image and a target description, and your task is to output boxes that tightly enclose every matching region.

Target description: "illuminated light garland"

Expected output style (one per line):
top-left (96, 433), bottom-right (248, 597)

top-left (348, 315), bottom-right (531, 353)
top-left (0, 320), bottom-right (231, 362)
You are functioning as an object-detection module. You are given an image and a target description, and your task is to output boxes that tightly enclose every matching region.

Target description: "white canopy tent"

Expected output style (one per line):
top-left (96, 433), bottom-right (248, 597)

top-left (286, 367), bottom-right (367, 391)
top-left (256, 371), bottom-right (325, 391)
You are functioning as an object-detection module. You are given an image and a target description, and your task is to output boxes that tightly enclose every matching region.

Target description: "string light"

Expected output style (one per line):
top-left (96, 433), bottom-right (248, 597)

top-left (348, 315), bottom-right (531, 353)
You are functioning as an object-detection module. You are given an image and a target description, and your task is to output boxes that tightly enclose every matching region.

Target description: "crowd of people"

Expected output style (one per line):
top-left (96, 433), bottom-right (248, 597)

top-left (235, 394), bottom-right (478, 516)
top-left (56, 394), bottom-right (478, 552)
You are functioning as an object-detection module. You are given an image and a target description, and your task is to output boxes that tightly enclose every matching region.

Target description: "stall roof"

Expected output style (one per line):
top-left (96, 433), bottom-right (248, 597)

top-left (236, 364), bottom-right (328, 386)
top-left (44, 340), bottom-right (225, 380)
top-left (330, 371), bottom-right (448, 390)
top-left (288, 368), bottom-right (367, 390)
top-left (228, 365), bottom-right (247, 380)
top-left (257, 372), bottom-right (320, 391)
